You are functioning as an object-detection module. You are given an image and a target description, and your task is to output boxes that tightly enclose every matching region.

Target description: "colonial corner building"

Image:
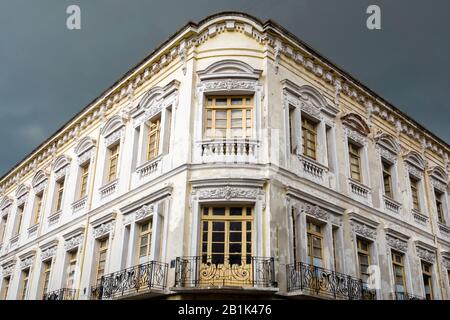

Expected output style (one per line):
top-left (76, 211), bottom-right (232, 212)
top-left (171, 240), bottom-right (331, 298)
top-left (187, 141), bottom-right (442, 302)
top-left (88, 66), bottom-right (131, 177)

top-left (0, 12), bottom-right (449, 301)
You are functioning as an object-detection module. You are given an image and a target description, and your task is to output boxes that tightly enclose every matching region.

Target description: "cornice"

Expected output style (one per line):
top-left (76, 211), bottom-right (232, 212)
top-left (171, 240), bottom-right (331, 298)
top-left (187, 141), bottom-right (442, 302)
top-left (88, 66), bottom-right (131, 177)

top-left (0, 12), bottom-right (448, 195)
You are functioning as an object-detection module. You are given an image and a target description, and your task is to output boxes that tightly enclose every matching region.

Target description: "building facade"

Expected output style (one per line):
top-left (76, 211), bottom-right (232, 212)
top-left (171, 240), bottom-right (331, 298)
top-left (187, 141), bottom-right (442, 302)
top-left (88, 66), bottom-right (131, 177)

top-left (0, 12), bottom-right (449, 300)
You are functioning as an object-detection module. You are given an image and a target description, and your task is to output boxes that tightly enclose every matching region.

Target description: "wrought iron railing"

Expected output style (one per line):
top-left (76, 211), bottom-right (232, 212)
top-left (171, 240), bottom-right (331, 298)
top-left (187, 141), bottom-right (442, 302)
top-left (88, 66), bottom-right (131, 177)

top-left (286, 262), bottom-right (376, 300)
top-left (91, 260), bottom-right (168, 300)
top-left (394, 291), bottom-right (426, 300)
top-left (174, 256), bottom-right (277, 288)
top-left (43, 288), bottom-right (78, 300)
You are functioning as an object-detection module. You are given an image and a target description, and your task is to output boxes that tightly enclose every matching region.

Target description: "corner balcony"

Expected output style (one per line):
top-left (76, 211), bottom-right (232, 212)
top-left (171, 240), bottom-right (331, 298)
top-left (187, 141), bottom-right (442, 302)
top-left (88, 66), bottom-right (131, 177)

top-left (173, 256), bottom-right (278, 294)
top-left (286, 262), bottom-right (376, 300)
top-left (91, 261), bottom-right (168, 300)
top-left (198, 139), bottom-right (259, 163)
top-left (43, 288), bottom-right (78, 300)
top-left (394, 291), bottom-right (425, 300)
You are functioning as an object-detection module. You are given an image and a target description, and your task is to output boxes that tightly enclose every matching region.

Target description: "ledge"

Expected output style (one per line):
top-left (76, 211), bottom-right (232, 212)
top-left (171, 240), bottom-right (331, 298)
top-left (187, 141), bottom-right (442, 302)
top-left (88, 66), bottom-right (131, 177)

top-left (99, 179), bottom-right (118, 199)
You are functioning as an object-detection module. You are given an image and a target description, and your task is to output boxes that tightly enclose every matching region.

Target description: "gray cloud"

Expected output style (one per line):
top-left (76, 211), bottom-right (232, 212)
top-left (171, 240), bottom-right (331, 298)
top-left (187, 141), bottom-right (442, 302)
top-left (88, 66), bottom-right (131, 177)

top-left (0, 0), bottom-right (449, 176)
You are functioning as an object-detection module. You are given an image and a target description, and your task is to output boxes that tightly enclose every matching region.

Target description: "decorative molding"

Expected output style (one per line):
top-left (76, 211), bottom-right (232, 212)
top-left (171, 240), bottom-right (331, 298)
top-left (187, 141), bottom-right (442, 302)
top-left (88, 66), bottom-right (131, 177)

top-left (104, 128), bottom-right (124, 147)
top-left (344, 127), bottom-right (366, 146)
top-left (405, 163), bottom-right (423, 179)
top-left (202, 79), bottom-right (257, 92)
top-left (64, 234), bottom-right (84, 251)
top-left (386, 234), bottom-right (408, 252)
top-left (135, 204), bottom-right (154, 222)
top-left (93, 221), bottom-right (116, 239)
top-left (416, 246), bottom-right (436, 264)
top-left (19, 252), bottom-right (35, 269)
top-left (1, 260), bottom-right (16, 277)
top-left (198, 186), bottom-right (260, 200)
top-left (351, 220), bottom-right (377, 240)
top-left (443, 257), bottom-right (450, 270)
top-left (297, 200), bottom-right (329, 221)
top-left (40, 246), bottom-right (58, 261)
top-left (376, 145), bottom-right (397, 164)
top-left (78, 148), bottom-right (95, 166)
top-left (430, 177), bottom-right (446, 193)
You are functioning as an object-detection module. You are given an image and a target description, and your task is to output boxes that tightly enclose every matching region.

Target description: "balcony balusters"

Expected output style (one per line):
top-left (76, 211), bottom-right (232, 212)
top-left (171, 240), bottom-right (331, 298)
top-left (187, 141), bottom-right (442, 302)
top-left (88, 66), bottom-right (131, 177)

top-left (91, 261), bottom-right (168, 300)
top-left (174, 256), bottom-right (277, 288)
top-left (286, 262), bottom-right (376, 300)
top-left (43, 288), bottom-right (77, 300)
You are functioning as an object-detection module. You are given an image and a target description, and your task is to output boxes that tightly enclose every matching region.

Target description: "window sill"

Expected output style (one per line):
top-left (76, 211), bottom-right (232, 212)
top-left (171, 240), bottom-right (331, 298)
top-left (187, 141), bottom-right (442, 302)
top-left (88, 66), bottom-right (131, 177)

top-left (72, 196), bottom-right (88, 212)
top-left (99, 179), bottom-right (118, 199)
top-left (48, 211), bottom-right (62, 226)
top-left (412, 209), bottom-right (428, 224)
top-left (438, 222), bottom-right (450, 235)
top-left (348, 178), bottom-right (371, 199)
top-left (297, 154), bottom-right (328, 182)
top-left (198, 139), bottom-right (260, 162)
top-left (383, 195), bottom-right (401, 214)
top-left (136, 154), bottom-right (163, 179)
top-left (27, 224), bottom-right (39, 238)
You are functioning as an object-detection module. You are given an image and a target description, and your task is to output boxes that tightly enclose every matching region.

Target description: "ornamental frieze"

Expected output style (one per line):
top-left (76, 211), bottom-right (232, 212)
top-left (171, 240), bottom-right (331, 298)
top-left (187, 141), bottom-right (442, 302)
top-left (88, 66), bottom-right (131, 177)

top-left (300, 101), bottom-right (321, 119)
top-left (93, 221), bottom-right (115, 239)
top-left (443, 258), bottom-right (450, 270)
top-left (78, 149), bottom-right (95, 166)
top-left (198, 186), bottom-right (260, 200)
top-left (203, 79), bottom-right (256, 92)
top-left (104, 129), bottom-right (124, 147)
top-left (135, 204), bottom-right (154, 221)
top-left (1, 263), bottom-right (15, 277)
top-left (386, 235), bottom-right (408, 252)
top-left (344, 128), bottom-right (366, 146)
top-left (64, 234), bottom-right (84, 251)
top-left (405, 163), bottom-right (423, 179)
top-left (20, 255), bottom-right (35, 270)
top-left (376, 146), bottom-right (397, 164)
top-left (298, 201), bottom-right (329, 221)
top-left (351, 221), bottom-right (377, 240)
top-left (41, 246), bottom-right (57, 261)
top-left (416, 247), bottom-right (436, 264)
top-left (430, 178), bottom-right (447, 193)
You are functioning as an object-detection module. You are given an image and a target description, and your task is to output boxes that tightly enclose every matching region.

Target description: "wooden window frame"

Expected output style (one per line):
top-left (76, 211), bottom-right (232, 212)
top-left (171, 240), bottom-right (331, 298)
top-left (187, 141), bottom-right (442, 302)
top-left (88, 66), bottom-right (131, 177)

top-left (20, 268), bottom-right (30, 300)
top-left (2, 276), bottom-right (10, 300)
top-left (357, 238), bottom-right (371, 282)
top-left (421, 261), bottom-right (433, 300)
top-left (306, 220), bottom-right (324, 267)
top-left (382, 160), bottom-right (393, 199)
top-left (204, 96), bottom-right (254, 139)
top-left (147, 117), bottom-right (161, 161)
top-left (435, 191), bottom-right (445, 224)
top-left (138, 219), bottom-right (153, 259)
top-left (79, 163), bottom-right (90, 199)
top-left (348, 141), bottom-right (362, 182)
top-left (41, 260), bottom-right (52, 298)
top-left (0, 215), bottom-right (7, 243)
top-left (66, 250), bottom-right (78, 289)
top-left (32, 193), bottom-right (43, 226)
top-left (54, 177), bottom-right (65, 213)
top-left (301, 116), bottom-right (318, 160)
top-left (107, 144), bottom-right (120, 183)
top-left (391, 250), bottom-right (407, 295)
top-left (95, 238), bottom-right (109, 284)
top-left (14, 204), bottom-right (24, 236)
top-left (200, 206), bottom-right (254, 263)
top-left (410, 177), bottom-right (420, 212)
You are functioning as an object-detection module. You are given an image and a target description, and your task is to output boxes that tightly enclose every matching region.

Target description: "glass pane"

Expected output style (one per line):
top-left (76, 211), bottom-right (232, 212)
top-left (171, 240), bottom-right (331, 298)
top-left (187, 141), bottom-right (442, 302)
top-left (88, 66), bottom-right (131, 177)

top-left (230, 207), bottom-right (242, 216)
top-left (229, 232), bottom-right (242, 242)
top-left (230, 222), bottom-right (241, 231)
top-left (213, 208), bottom-right (225, 216)
top-left (212, 243), bottom-right (224, 253)
top-left (215, 98), bottom-right (227, 106)
top-left (212, 221), bottom-right (224, 231)
top-left (231, 98), bottom-right (242, 105)
top-left (212, 232), bottom-right (224, 242)
top-left (229, 243), bottom-right (242, 254)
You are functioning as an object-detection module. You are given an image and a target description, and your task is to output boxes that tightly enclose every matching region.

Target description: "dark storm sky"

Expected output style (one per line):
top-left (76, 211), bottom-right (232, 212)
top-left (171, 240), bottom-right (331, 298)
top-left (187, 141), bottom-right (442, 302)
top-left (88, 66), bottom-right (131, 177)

top-left (0, 0), bottom-right (449, 176)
